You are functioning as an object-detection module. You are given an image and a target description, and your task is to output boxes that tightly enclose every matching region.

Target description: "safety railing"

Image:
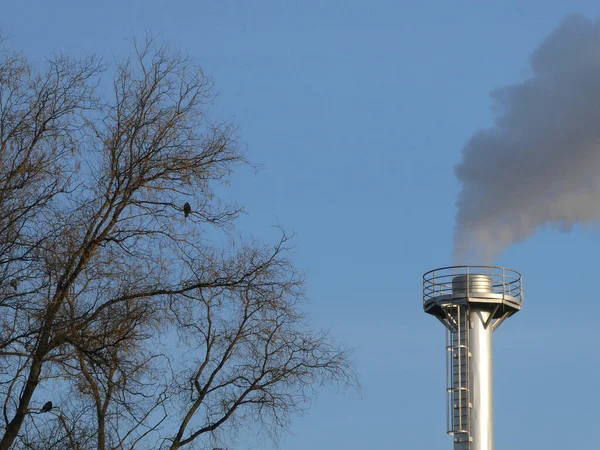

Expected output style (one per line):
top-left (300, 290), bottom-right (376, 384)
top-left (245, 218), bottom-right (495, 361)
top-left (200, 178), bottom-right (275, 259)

top-left (423, 265), bottom-right (522, 304)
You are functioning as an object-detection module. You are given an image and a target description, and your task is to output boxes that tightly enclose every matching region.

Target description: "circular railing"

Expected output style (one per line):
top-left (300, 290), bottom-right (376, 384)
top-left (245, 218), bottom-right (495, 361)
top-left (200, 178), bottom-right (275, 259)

top-left (423, 265), bottom-right (522, 304)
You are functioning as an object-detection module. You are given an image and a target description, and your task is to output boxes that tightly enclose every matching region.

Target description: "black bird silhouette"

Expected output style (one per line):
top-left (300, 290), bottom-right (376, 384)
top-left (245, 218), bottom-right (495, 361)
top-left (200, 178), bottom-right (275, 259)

top-left (9, 280), bottom-right (18, 291)
top-left (183, 202), bottom-right (191, 218)
top-left (41, 401), bottom-right (52, 413)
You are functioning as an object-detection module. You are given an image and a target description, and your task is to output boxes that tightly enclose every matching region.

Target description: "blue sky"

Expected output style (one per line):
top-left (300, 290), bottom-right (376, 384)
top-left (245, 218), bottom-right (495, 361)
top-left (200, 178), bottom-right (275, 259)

top-left (4, 1), bottom-right (600, 449)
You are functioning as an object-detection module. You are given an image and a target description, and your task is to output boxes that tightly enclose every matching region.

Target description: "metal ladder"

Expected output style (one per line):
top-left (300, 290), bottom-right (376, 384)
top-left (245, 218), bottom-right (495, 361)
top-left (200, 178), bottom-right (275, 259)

top-left (446, 305), bottom-right (471, 447)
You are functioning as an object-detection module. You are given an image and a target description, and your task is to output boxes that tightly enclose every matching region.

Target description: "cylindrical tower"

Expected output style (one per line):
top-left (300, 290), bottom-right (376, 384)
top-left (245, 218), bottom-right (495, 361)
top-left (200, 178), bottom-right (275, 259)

top-left (423, 266), bottom-right (523, 450)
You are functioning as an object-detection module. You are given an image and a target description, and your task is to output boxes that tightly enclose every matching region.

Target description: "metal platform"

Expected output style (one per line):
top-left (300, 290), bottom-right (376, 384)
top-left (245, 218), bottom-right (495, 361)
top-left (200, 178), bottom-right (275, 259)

top-left (423, 266), bottom-right (523, 330)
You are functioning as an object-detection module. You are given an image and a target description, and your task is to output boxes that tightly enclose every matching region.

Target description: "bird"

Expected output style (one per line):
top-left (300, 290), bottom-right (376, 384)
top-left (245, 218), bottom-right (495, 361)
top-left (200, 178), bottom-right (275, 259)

top-left (183, 202), bottom-right (191, 218)
top-left (9, 280), bottom-right (18, 291)
top-left (41, 401), bottom-right (53, 413)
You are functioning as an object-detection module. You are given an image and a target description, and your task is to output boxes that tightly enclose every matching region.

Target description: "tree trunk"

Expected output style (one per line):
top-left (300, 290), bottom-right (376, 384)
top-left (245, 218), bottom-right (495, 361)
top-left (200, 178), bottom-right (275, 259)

top-left (0, 351), bottom-right (45, 450)
top-left (97, 414), bottom-right (106, 450)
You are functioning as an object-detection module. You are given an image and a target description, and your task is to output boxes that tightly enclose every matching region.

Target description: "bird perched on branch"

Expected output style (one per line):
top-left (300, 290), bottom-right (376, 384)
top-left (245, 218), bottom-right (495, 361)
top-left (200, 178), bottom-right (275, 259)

top-left (41, 401), bottom-right (53, 413)
top-left (183, 202), bottom-right (191, 219)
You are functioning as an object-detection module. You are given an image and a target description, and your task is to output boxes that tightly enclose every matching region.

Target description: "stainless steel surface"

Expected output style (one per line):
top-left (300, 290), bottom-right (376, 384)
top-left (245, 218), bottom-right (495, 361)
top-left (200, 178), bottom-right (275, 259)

top-left (452, 274), bottom-right (492, 294)
top-left (423, 266), bottom-right (523, 450)
top-left (469, 309), bottom-right (494, 450)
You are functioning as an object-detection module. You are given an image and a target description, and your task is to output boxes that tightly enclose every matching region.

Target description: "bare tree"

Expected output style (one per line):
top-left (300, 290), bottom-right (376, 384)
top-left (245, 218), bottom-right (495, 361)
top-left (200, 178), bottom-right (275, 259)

top-left (0, 36), bottom-right (356, 450)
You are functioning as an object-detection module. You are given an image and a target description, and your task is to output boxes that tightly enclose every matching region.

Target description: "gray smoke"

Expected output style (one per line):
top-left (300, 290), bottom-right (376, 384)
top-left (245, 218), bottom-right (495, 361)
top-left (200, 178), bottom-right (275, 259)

top-left (454, 14), bottom-right (600, 264)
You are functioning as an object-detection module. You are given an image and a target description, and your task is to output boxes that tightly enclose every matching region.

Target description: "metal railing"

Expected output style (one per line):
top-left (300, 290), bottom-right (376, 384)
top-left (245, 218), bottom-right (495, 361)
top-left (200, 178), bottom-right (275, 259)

top-left (446, 304), bottom-right (470, 437)
top-left (423, 265), bottom-right (522, 304)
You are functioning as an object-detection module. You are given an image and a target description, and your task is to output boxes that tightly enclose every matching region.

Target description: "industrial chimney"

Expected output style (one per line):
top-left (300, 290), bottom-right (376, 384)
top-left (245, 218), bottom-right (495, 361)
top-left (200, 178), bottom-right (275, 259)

top-left (422, 266), bottom-right (523, 450)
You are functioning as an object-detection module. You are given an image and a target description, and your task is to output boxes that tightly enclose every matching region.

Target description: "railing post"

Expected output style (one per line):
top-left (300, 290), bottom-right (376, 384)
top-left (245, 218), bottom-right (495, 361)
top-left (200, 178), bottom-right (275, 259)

top-left (467, 266), bottom-right (470, 298)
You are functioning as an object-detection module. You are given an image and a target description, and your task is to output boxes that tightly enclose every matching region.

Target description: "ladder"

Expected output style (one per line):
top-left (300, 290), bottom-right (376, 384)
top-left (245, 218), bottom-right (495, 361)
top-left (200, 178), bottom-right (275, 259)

top-left (446, 305), bottom-right (471, 447)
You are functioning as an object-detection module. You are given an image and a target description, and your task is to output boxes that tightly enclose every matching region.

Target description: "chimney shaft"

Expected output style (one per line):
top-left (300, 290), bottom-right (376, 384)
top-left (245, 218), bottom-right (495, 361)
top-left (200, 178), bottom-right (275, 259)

top-left (423, 266), bottom-right (523, 450)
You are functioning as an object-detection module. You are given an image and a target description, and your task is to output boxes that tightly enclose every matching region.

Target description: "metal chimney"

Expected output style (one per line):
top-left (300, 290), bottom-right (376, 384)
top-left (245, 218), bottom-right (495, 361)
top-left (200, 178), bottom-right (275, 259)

top-left (423, 266), bottom-right (523, 450)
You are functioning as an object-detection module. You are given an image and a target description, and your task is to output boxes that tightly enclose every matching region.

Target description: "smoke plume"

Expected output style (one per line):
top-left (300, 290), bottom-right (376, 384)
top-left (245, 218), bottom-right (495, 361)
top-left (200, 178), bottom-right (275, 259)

top-left (454, 14), bottom-right (600, 263)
